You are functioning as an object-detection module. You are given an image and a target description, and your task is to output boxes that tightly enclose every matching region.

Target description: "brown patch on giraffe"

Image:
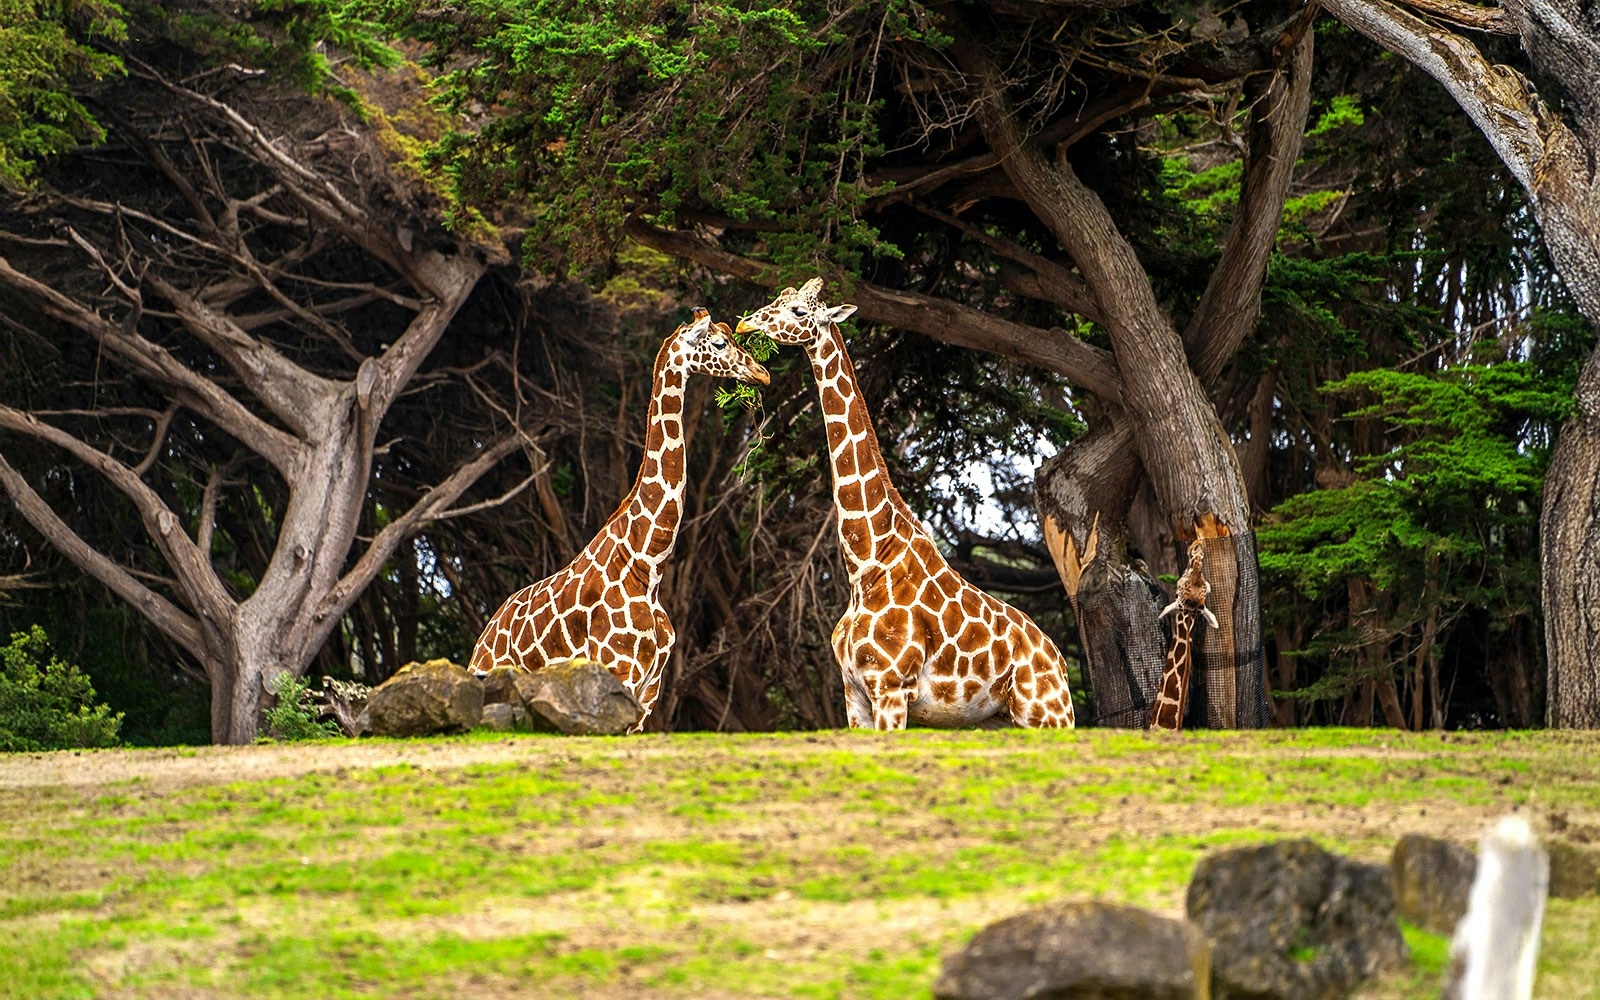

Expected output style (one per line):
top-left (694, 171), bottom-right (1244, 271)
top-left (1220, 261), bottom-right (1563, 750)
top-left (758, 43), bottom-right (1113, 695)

top-left (877, 607), bottom-right (910, 645)
top-left (659, 445), bottom-right (683, 482)
top-left (939, 601), bottom-right (963, 636)
top-left (868, 504), bottom-right (894, 538)
top-left (838, 480), bottom-right (864, 512)
top-left (834, 445), bottom-right (858, 478)
top-left (846, 402), bottom-right (868, 437)
top-left (930, 679), bottom-right (958, 703)
top-left (962, 679), bottom-right (984, 700)
top-left (638, 480), bottom-right (665, 512)
top-left (890, 573), bottom-right (919, 608)
top-left (821, 385), bottom-right (848, 416)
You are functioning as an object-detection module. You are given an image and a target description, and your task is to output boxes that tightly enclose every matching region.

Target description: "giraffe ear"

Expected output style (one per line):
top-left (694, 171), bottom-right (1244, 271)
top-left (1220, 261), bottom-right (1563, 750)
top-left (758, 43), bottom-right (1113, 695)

top-left (684, 311), bottom-right (714, 341)
top-left (822, 303), bottom-right (857, 324)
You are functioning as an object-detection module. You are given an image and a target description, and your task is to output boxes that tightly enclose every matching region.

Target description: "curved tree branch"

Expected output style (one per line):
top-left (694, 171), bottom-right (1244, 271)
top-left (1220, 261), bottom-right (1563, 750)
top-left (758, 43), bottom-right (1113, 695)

top-left (319, 431), bottom-right (524, 623)
top-left (0, 405), bottom-right (234, 624)
top-left (0, 254), bottom-right (302, 474)
top-left (0, 451), bottom-right (206, 661)
top-left (623, 217), bottom-right (1126, 400)
top-left (1185, 25), bottom-right (1316, 383)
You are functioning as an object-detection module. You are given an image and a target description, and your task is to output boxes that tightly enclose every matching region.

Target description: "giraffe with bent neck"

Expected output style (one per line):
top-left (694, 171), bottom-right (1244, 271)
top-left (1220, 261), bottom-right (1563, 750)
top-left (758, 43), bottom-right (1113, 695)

top-left (738, 279), bottom-right (1075, 730)
top-left (1149, 539), bottom-right (1218, 731)
top-left (470, 311), bottom-right (769, 727)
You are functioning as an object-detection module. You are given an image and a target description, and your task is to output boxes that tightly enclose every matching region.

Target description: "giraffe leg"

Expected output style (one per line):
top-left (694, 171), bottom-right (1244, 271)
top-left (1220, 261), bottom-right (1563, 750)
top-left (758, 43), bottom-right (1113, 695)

top-left (872, 684), bottom-right (914, 731)
top-left (1007, 654), bottom-right (1077, 729)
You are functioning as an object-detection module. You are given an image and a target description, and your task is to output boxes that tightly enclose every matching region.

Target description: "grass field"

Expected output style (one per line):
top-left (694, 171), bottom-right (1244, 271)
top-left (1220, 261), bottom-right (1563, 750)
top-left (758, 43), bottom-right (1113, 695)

top-left (2, 728), bottom-right (1597, 999)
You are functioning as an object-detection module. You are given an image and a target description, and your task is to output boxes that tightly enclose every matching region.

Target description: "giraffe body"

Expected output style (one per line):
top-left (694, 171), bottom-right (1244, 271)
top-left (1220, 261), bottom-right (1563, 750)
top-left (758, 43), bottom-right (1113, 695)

top-left (470, 313), bottom-right (768, 727)
top-left (739, 279), bottom-right (1075, 730)
top-left (1149, 539), bottom-right (1218, 731)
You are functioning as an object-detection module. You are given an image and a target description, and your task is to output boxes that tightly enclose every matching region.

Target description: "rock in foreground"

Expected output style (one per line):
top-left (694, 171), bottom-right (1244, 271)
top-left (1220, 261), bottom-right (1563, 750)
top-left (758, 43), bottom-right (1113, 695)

top-left (1392, 834), bottom-right (1476, 934)
top-left (367, 659), bottom-right (484, 737)
top-left (934, 900), bottom-right (1207, 1000)
top-left (1188, 840), bottom-right (1407, 1000)
top-left (515, 658), bottom-right (642, 736)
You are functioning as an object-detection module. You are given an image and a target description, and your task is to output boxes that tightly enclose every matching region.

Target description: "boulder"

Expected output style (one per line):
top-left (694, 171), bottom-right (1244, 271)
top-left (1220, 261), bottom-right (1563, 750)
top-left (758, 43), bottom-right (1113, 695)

top-left (477, 702), bottom-right (518, 733)
top-left (515, 658), bottom-right (642, 736)
top-left (1547, 839), bottom-right (1600, 898)
top-left (934, 900), bottom-right (1207, 1000)
top-left (367, 659), bottom-right (483, 737)
top-left (1187, 840), bottom-right (1408, 1000)
top-left (481, 666), bottom-right (523, 707)
top-left (1392, 834), bottom-right (1477, 933)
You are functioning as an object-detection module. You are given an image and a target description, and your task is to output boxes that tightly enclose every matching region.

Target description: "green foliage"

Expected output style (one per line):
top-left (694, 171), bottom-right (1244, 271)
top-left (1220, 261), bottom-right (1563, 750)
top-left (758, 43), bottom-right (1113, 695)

top-left (0, 1), bottom-right (400, 191)
top-left (0, 625), bottom-right (122, 752)
top-left (0, 0), bottom-right (126, 190)
top-left (259, 672), bottom-right (339, 741)
top-left (1261, 360), bottom-right (1566, 595)
top-left (1259, 351), bottom-right (1569, 706)
top-left (365, 0), bottom-right (919, 275)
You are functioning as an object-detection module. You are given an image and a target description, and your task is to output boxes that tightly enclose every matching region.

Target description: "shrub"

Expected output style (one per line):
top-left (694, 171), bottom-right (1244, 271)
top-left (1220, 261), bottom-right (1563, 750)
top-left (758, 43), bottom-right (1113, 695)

top-left (260, 672), bottom-right (340, 741)
top-left (0, 626), bottom-right (123, 752)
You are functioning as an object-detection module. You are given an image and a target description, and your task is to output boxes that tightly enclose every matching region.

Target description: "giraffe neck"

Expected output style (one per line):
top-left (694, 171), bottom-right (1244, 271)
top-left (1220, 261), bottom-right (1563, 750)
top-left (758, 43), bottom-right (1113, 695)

top-left (602, 341), bottom-right (690, 574)
top-left (807, 322), bottom-right (911, 579)
top-left (1151, 611), bottom-right (1195, 730)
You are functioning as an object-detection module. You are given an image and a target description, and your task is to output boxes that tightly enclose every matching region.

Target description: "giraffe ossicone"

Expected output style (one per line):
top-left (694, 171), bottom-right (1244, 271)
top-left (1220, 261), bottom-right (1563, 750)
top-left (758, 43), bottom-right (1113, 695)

top-left (1149, 538), bottom-right (1217, 732)
top-left (469, 309), bottom-right (769, 731)
top-left (737, 278), bottom-right (1076, 730)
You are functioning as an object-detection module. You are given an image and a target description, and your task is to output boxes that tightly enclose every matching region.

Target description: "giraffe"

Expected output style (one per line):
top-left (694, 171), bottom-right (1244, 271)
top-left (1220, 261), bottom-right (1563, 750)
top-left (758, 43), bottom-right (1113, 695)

top-left (737, 278), bottom-right (1075, 730)
top-left (1148, 538), bottom-right (1219, 731)
top-left (470, 310), bottom-right (769, 728)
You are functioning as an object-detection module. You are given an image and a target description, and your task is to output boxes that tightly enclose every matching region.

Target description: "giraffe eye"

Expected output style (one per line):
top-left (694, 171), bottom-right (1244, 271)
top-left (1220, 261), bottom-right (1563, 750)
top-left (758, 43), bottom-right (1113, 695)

top-left (792, 306), bottom-right (809, 318)
top-left (711, 337), bottom-right (727, 350)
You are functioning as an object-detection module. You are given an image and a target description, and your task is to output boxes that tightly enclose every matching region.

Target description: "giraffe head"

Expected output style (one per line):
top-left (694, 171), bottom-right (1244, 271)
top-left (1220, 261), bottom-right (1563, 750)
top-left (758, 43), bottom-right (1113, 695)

top-left (734, 277), bottom-right (858, 345)
top-left (676, 308), bottom-right (770, 384)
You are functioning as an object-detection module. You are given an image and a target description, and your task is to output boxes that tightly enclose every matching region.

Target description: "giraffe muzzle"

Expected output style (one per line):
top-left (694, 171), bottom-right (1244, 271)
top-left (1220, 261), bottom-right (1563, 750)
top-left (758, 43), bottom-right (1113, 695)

top-left (748, 364), bottom-right (771, 385)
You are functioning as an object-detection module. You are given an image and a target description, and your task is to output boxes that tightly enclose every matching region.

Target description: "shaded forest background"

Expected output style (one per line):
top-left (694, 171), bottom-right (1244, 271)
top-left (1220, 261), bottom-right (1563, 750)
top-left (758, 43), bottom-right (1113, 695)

top-left (0, 0), bottom-right (1591, 743)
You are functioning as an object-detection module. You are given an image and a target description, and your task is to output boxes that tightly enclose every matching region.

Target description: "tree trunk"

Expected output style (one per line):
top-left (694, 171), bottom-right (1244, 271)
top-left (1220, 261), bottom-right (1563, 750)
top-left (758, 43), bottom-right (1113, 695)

top-left (1036, 423), bottom-right (1167, 726)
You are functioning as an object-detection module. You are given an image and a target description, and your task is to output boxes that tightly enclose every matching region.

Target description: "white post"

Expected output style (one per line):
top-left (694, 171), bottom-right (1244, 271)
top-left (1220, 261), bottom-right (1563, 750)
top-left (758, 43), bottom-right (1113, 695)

top-left (1442, 816), bottom-right (1549, 1000)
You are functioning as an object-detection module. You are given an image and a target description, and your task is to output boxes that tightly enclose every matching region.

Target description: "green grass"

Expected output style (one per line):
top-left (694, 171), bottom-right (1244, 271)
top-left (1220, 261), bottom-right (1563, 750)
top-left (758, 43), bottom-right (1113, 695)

top-left (1, 728), bottom-right (1597, 998)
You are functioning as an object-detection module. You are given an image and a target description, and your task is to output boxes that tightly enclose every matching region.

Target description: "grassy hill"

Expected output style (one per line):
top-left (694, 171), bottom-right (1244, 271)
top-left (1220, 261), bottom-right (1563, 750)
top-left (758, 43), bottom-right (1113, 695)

top-left (2, 729), bottom-right (1597, 998)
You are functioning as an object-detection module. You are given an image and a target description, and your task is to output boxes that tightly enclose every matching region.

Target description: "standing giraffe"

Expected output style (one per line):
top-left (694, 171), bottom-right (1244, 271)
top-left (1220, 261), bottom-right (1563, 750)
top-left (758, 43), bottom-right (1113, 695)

top-left (470, 310), bottom-right (769, 727)
top-left (1148, 539), bottom-right (1218, 731)
top-left (737, 279), bottom-right (1075, 730)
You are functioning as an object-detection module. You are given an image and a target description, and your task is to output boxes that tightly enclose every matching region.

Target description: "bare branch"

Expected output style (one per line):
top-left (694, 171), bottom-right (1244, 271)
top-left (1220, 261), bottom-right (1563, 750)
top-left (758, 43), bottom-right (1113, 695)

top-left (130, 59), bottom-right (430, 289)
top-left (911, 202), bottom-right (1103, 323)
top-left (0, 451), bottom-right (206, 662)
top-left (134, 404), bottom-right (181, 476)
top-left (623, 218), bottom-right (1126, 401)
top-left (145, 273), bottom-right (336, 438)
top-left (319, 432), bottom-right (524, 622)
top-left (433, 469), bottom-right (541, 521)
top-left (1185, 25), bottom-right (1316, 384)
top-left (1390, 0), bottom-right (1514, 33)
top-left (868, 83), bottom-right (1156, 207)
top-left (0, 406), bottom-right (234, 624)
top-left (1321, 0), bottom-right (1549, 191)
top-left (0, 254), bottom-right (302, 473)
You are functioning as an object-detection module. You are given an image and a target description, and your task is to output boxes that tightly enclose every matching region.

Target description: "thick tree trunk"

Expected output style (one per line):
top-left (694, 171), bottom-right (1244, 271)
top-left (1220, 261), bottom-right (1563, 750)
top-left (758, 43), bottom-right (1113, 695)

top-left (1036, 423), bottom-right (1168, 726)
